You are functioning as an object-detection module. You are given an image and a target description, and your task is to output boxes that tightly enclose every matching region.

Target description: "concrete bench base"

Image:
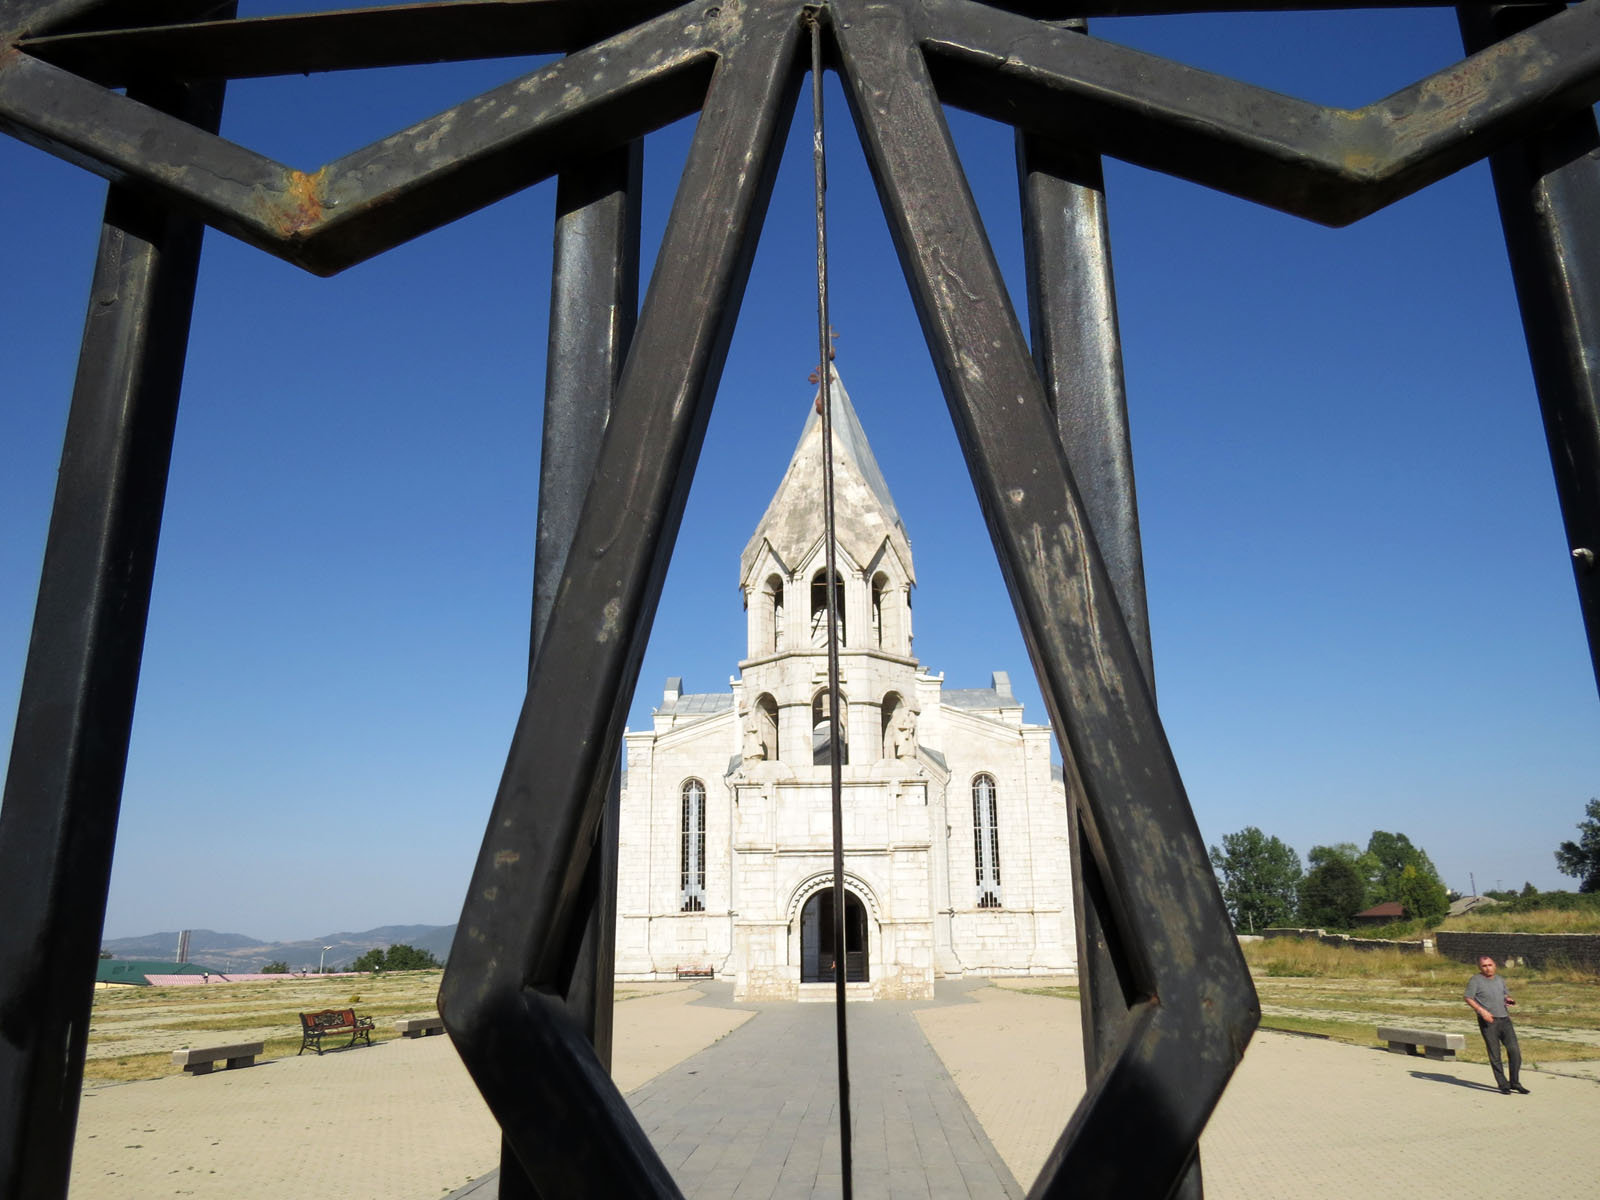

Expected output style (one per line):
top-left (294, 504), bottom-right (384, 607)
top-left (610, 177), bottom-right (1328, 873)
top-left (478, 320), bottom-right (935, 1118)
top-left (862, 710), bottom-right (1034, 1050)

top-left (172, 1042), bottom-right (265, 1075)
top-left (395, 1017), bottom-right (444, 1038)
top-left (1377, 1026), bottom-right (1465, 1060)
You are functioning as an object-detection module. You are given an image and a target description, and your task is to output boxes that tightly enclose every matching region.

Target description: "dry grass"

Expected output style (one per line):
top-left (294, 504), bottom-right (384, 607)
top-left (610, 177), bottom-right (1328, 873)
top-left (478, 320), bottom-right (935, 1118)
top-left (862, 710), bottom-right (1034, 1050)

top-left (1015, 945), bottom-right (1600, 1068)
top-left (1438, 908), bottom-right (1600, 934)
top-left (1242, 940), bottom-right (1600, 1063)
top-left (85, 970), bottom-right (444, 1083)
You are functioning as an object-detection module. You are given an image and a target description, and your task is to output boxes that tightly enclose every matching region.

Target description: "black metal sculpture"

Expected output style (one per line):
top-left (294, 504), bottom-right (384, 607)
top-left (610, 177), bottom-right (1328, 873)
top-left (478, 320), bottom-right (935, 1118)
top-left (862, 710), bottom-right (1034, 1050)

top-left (3, 3), bottom-right (1598, 1198)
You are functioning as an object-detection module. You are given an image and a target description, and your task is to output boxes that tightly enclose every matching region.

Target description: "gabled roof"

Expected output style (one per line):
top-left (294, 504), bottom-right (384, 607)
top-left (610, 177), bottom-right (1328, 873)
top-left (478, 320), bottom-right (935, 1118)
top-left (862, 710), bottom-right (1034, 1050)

top-left (663, 692), bottom-right (734, 716)
top-left (1354, 901), bottom-right (1405, 919)
top-left (741, 369), bottom-right (914, 587)
top-left (943, 672), bottom-right (1023, 713)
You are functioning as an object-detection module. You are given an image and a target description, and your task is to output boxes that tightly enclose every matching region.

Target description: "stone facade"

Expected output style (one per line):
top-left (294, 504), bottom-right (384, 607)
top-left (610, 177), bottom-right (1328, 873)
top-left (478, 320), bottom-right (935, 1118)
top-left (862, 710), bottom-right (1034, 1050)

top-left (615, 372), bottom-right (1077, 1000)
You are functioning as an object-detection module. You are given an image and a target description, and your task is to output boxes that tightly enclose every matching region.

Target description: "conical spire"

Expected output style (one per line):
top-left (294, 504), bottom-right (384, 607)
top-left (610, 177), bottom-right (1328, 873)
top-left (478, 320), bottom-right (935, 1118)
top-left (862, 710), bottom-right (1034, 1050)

top-left (741, 368), bottom-right (914, 586)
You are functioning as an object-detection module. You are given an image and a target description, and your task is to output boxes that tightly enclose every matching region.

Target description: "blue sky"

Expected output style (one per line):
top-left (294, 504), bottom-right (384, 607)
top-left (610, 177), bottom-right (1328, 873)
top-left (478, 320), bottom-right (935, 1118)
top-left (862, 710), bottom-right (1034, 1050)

top-left (3, 5), bottom-right (1597, 940)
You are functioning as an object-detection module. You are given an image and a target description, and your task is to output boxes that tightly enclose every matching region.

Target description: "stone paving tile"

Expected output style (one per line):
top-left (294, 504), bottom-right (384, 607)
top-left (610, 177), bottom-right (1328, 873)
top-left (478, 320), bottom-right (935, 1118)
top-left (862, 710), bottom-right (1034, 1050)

top-left (585, 982), bottom-right (1021, 1199)
top-left (450, 975), bottom-right (1600, 1200)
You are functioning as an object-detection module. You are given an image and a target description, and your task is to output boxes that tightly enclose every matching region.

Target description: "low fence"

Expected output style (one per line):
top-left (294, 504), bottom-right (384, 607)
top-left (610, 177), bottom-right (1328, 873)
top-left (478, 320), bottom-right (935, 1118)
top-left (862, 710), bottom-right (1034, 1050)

top-left (1260, 928), bottom-right (1429, 954)
top-left (1434, 931), bottom-right (1600, 972)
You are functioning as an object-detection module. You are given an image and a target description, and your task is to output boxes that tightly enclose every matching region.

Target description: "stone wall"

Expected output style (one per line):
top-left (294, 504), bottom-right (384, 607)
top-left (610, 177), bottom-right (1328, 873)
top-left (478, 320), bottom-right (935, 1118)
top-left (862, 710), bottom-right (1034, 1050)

top-left (1435, 931), bottom-right (1600, 972)
top-left (1261, 927), bottom-right (1428, 954)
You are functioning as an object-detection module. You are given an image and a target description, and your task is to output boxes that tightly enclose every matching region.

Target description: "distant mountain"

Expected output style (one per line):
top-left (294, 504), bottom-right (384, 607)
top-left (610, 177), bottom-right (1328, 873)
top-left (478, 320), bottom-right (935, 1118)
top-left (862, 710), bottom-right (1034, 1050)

top-left (101, 924), bottom-right (456, 972)
top-left (99, 930), bottom-right (262, 960)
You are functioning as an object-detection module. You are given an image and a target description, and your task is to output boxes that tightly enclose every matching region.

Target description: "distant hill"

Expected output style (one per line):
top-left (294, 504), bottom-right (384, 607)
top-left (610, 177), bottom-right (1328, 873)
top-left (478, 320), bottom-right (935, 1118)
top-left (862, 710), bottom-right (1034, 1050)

top-left (98, 930), bottom-right (262, 960)
top-left (101, 924), bottom-right (456, 972)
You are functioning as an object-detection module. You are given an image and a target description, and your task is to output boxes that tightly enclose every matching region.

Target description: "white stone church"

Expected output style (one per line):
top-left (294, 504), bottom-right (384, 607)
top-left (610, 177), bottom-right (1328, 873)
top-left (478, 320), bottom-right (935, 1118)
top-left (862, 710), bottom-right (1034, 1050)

top-left (614, 373), bottom-right (1077, 1000)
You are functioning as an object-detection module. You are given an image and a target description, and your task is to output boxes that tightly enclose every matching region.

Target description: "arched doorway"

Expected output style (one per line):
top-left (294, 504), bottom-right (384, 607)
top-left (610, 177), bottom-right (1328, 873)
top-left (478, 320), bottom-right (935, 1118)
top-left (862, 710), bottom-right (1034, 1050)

top-left (799, 888), bottom-right (869, 983)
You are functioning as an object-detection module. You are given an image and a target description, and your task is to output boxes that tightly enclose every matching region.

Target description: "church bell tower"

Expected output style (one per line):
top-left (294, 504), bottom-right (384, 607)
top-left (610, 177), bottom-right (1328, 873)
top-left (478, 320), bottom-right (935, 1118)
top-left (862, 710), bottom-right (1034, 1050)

top-left (735, 368), bottom-right (921, 773)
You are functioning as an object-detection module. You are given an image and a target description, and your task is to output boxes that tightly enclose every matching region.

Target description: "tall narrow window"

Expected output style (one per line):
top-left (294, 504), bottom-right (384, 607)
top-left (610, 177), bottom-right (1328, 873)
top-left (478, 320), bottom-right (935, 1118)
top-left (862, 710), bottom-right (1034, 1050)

top-left (871, 574), bottom-right (886, 648)
top-left (680, 778), bottom-right (706, 912)
top-left (766, 574), bottom-right (785, 653)
top-left (756, 693), bottom-right (780, 763)
top-left (812, 690), bottom-right (849, 765)
top-left (972, 773), bottom-right (1002, 908)
top-left (810, 569), bottom-right (846, 648)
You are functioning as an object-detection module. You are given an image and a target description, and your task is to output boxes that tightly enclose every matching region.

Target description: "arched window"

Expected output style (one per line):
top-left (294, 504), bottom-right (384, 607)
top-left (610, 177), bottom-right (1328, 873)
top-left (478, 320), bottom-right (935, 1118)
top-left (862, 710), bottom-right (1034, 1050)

top-left (972, 774), bottom-right (1002, 908)
top-left (812, 690), bottom-right (849, 765)
top-left (810, 568), bottom-right (846, 648)
top-left (756, 693), bottom-right (779, 763)
top-left (880, 691), bottom-right (916, 760)
top-left (680, 779), bottom-right (706, 912)
top-left (880, 692), bottom-right (901, 760)
top-left (871, 573), bottom-right (886, 648)
top-left (765, 574), bottom-right (785, 653)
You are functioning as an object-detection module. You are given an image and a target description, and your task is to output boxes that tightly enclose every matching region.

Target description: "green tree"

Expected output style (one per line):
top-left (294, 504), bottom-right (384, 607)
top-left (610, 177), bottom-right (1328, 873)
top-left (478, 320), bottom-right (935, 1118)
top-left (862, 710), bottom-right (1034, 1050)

top-left (1364, 831), bottom-right (1449, 922)
top-left (1555, 797), bottom-right (1600, 893)
top-left (1298, 854), bottom-right (1366, 928)
top-left (261, 960), bottom-right (289, 974)
top-left (382, 943), bottom-right (440, 970)
top-left (1392, 864), bottom-right (1448, 924)
top-left (1209, 827), bottom-right (1303, 933)
top-left (350, 947), bottom-right (386, 972)
top-left (350, 943), bottom-right (441, 972)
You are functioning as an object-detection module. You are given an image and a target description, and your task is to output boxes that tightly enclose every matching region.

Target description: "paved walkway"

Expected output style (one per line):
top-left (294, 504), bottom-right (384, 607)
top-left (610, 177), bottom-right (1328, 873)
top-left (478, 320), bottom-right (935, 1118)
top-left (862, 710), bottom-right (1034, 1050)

top-left (921, 981), bottom-right (1600, 1198)
top-left (68, 978), bottom-right (1600, 1199)
top-left (457, 981), bottom-right (1019, 1200)
top-left (627, 981), bottom-right (1017, 1200)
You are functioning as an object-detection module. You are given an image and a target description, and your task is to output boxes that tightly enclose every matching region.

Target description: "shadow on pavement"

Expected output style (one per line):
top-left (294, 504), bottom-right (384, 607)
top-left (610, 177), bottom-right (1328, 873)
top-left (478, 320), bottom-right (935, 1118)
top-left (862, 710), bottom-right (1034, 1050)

top-left (1409, 1070), bottom-right (1500, 1091)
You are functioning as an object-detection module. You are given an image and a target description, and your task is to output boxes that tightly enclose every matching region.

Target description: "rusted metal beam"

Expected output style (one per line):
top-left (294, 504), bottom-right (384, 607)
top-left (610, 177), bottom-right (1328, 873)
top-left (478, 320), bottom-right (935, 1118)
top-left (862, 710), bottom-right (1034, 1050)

top-left (536, 142), bottom-right (642, 1067)
top-left (831, 4), bottom-right (1257, 1194)
top-left (0, 0), bottom-right (222, 41)
top-left (1015, 16), bottom-right (1201, 1194)
top-left (492, 140), bottom-right (642, 1200)
top-left (0, 62), bottom-right (226, 1200)
top-left (437, 5), bottom-right (806, 1193)
top-left (921, 0), bottom-right (1600, 225)
top-left (0, 5), bottom-right (714, 274)
top-left (1461, 2), bottom-right (1600, 696)
top-left (7, 0), bottom-right (1600, 281)
top-left (17, 1), bottom-right (684, 85)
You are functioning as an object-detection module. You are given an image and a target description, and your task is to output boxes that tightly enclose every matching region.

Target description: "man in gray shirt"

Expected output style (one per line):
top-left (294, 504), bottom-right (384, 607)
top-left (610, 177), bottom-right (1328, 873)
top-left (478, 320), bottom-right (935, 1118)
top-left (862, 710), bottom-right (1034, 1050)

top-left (1465, 955), bottom-right (1529, 1094)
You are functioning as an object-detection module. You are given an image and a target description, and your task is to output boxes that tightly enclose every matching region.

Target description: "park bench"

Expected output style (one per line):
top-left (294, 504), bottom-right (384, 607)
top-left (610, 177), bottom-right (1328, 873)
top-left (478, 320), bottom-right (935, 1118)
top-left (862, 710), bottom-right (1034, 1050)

top-left (298, 1007), bottom-right (375, 1055)
top-left (1376, 1026), bottom-right (1465, 1060)
top-left (171, 1042), bottom-right (264, 1075)
top-left (395, 1016), bottom-right (444, 1038)
top-left (676, 965), bottom-right (714, 980)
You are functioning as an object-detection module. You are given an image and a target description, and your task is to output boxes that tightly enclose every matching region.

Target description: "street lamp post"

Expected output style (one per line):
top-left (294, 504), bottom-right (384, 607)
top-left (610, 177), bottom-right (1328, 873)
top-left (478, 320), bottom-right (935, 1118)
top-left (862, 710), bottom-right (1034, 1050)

top-left (319, 946), bottom-right (333, 974)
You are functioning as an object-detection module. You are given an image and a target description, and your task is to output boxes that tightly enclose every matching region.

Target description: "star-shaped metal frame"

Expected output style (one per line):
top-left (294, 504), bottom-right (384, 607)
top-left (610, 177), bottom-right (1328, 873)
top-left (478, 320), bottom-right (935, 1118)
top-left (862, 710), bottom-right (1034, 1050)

top-left (3, 2), bottom-right (1599, 1198)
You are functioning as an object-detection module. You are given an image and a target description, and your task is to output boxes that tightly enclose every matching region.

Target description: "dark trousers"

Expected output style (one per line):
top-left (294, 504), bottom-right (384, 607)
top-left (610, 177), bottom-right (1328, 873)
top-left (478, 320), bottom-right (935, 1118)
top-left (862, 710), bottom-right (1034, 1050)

top-left (1479, 1016), bottom-right (1521, 1088)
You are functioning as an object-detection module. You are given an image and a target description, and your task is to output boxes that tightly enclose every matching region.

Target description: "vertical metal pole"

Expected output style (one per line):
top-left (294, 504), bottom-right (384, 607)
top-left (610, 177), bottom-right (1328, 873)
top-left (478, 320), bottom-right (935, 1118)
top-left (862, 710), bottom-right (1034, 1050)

top-left (495, 141), bottom-right (642, 1200)
top-left (1016, 18), bottom-right (1204, 1199)
top-left (0, 69), bottom-right (225, 1200)
top-left (1460, 3), bottom-right (1600, 698)
top-left (809, 10), bottom-right (854, 1195)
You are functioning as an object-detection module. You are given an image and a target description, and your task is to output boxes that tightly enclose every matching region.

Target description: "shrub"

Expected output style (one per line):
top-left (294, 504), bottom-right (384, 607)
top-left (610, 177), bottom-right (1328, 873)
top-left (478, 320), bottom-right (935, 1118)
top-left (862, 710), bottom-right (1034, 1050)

top-left (349, 943), bottom-right (441, 973)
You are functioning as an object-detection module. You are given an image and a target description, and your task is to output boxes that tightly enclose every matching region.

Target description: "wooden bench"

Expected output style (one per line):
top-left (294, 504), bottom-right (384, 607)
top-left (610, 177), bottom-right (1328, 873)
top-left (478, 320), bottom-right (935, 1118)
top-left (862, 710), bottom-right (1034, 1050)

top-left (171, 1042), bottom-right (264, 1075)
top-left (1377, 1026), bottom-right (1466, 1060)
top-left (395, 1016), bottom-right (444, 1038)
top-left (298, 1008), bottom-right (375, 1055)
top-left (676, 965), bottom-right (714, 980)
